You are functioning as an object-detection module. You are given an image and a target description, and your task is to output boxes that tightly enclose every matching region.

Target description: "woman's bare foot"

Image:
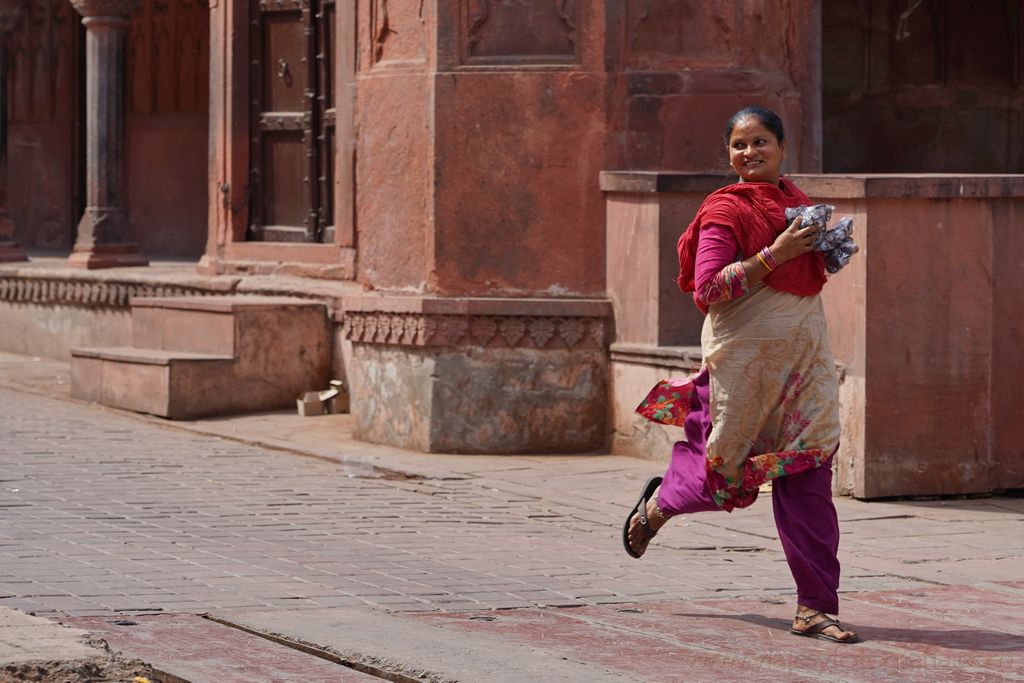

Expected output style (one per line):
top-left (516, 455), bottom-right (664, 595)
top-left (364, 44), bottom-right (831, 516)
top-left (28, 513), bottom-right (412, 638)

top-left (626, 490), bottom-right (668, 557)
top-left (791, 605), bottom-right (858, 642)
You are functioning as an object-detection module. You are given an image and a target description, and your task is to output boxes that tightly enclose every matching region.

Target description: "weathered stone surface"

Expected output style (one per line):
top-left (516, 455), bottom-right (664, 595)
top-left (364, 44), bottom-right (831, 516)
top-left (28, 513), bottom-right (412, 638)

top-left (350, 343), bottom-right (607, 454)
top-left (991, 199), bottom-right (1024, 489)
top-left (354, 73), bottom-right (431, 291)
top-left (823, 1), bottom-right (1024, 174)
top-left (432, 70), bottom-right (606, 296)
top-left (611, 0), bottom-right (821, 172)
top-left (0, 301), bottom-right (131, 359)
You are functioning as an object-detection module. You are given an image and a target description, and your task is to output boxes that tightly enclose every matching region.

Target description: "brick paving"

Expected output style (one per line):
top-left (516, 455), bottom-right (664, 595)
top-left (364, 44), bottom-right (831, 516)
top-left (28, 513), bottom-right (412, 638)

top-left (1, 384), bottom-right (986, 620)
top-left (1, 354), bottom-right (1023, 681)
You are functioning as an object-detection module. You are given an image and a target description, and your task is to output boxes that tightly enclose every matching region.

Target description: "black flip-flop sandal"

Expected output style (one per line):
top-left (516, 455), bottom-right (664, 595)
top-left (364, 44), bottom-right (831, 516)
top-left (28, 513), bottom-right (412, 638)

top-left (790, 611), bottom-right (861, 644)
top-left (622, 476), bottom-right (663, 559)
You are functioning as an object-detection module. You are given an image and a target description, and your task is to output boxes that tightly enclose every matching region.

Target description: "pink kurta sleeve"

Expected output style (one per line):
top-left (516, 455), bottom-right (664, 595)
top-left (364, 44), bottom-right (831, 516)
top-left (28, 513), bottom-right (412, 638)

top-left (694, 224), bottom-right (749, 307)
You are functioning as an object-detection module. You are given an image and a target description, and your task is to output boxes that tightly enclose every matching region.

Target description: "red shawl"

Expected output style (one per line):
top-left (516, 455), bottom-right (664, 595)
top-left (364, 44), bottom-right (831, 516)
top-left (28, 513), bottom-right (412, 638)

top-left (677, 177), bottom-right (827, 313)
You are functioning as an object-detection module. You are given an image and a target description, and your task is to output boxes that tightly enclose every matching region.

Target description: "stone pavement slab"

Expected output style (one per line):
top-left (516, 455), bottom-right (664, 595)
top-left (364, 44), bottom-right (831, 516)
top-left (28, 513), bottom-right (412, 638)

top-left (408, 590), bottom-right (1024, 682)
top-left (213, 606), bottom-right (634, 682)
top-left (62, 614), bottom-right (378, 682)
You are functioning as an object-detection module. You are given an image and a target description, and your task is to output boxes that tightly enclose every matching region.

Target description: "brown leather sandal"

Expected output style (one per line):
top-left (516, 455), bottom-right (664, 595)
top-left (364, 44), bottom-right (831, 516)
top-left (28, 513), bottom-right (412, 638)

top-left (790, 611), bottom-right (861, 644)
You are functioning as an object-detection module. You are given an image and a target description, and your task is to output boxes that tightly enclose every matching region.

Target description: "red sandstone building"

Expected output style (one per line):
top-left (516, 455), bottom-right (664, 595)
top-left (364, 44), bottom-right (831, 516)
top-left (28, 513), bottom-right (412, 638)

top-left (0, 1), bottom-right (1021, 498)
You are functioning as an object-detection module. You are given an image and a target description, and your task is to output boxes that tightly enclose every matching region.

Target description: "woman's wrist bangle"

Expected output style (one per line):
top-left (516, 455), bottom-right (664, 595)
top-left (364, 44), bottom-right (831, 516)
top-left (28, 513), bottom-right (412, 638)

top-left (760, 247), bottom-right (778, 270)
top-left (756, 250), bottom-right (773, 272)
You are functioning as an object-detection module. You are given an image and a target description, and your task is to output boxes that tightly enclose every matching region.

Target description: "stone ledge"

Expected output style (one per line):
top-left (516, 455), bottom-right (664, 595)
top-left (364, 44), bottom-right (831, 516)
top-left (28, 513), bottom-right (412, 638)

top-left (338, 294), bottom-right (611, 318)
top-left (0, 261), bottom-right (361, 312)
top-left (600, 171), bottom-right (1024, 198)
top-left (609, 343), bottom-right (703, 371)
top-left (790, 173), bottom-right (1024, 199)
top-left (599, 171), bottom-right (731, 194)
top-left (131, 295), bottom-right (324, 313)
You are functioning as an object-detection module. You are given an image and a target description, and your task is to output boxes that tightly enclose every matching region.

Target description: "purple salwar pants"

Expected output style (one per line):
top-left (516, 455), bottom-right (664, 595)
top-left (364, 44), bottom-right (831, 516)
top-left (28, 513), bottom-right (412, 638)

top-left (656, 368), bottom-right (841, 614)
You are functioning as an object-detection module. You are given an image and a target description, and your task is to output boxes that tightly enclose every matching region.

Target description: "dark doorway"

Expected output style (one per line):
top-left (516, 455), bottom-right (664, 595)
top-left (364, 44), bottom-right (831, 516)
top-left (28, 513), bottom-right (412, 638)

top-left (247, 0), bottom-right (336, 244)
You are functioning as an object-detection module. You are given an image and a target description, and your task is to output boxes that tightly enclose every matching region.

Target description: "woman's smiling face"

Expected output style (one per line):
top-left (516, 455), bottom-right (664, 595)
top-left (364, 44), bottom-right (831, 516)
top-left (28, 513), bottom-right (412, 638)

top-left (727, 116), bottom-right (787, 185)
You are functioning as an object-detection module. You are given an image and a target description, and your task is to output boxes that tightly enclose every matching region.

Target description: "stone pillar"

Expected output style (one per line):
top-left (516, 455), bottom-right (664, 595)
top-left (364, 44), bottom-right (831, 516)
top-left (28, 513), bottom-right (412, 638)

top-left (0, 0), bottom-right (28, 262)
top-left (66, 0), bottom-right (146, 269)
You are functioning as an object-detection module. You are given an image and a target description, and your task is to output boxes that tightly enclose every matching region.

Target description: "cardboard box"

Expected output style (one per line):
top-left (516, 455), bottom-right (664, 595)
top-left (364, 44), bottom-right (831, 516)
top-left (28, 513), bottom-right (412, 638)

top-left (296, 391), bottom-right (325, 416)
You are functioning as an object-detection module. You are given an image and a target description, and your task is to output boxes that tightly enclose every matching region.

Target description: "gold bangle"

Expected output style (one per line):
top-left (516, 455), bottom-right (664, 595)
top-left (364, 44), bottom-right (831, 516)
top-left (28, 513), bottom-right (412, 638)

top-left (756, 251), bottom-right (773, 272)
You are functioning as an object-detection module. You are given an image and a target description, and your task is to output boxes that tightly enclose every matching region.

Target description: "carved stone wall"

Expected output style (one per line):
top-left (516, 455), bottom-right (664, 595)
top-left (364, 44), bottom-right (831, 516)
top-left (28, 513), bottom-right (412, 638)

top-left (9, 0), bottom-right (73, 123)
top-left (7, 0), bottom-right (77, 249)
top-left (348, 341), bottom-right (609, 454)
top-left (128, 0), bottom-right (208, 115)
top-left (460, 0), bottom-right (579, 65)
top-left (343, 311), bottom-right (606, 350)
top-left (625, 0), bottom-right (735, 69)
top-left (823, 0), bottom-right (1024, 172)
top-left (0, 274), bottom-right (217, 307)
top-left (339, 295), bottom-right (611, 453)
top-left (613, 0), bottom-right (821, 173)
top-left (370, 0), bottom-right (427, 66)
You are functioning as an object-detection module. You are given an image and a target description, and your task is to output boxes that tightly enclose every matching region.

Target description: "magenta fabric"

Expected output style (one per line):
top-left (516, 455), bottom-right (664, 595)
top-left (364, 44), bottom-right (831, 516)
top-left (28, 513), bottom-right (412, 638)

top-left (656, 368), bottom-right (720, 515)
top-left (656, 367), bottom-right (841, 612)
top-left (772, 454), bottom-right (841, 614)
top-left (694, 224), bottom-right (740, 294)
top-left (694, 224), bottom-right (746, 308)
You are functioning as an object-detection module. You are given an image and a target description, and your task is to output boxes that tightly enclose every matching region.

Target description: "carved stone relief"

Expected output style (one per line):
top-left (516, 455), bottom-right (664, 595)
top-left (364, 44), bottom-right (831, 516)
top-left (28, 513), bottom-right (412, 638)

top-left (0, 275), bottom-right (214, 307)
top-left (462, 0), bottom-right (578, 65)
top-left (9, 0), bottom-right (74, 123)
top-left (626, 0), bottom-right (735, 67)
top-left (127, 0), bottom-right (208, 115)
top-left (370, 0), bottom-right (426, 66)
top-left (343, 311), bottom-right (607, 350)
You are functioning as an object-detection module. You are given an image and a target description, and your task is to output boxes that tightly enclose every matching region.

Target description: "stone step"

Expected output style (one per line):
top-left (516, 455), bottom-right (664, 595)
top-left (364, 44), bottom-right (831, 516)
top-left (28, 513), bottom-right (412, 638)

top-left (71, 295), bottom-right (332, 419)
top-left (71, 347), bottom-right (235, 419)
top-left (130, 295), bottom-right (325, 355)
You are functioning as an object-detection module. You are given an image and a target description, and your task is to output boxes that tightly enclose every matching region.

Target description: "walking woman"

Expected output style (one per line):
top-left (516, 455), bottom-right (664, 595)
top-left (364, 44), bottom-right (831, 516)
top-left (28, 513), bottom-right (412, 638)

top-left (623, 105), bottom-right (859, 644)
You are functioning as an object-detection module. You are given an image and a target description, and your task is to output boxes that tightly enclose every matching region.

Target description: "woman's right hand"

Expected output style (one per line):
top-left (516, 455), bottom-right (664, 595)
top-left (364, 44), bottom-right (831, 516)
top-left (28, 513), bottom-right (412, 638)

top-left (770, 217), bottom-right (819, 264)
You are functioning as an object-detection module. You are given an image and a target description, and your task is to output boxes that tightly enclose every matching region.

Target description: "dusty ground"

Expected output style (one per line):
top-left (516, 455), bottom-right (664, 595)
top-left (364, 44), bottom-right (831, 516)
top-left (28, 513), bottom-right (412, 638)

top-left (2, 643), bottom-right (157, 683)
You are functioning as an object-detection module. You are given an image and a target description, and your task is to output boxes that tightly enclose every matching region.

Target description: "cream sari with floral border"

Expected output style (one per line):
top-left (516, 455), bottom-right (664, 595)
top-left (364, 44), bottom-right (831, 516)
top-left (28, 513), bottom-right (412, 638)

top-left (637, 282), bottom-right (841, 511)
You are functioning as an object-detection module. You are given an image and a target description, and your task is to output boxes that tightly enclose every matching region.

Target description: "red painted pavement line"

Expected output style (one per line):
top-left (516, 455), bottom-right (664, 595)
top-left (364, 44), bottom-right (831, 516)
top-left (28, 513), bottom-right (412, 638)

top-left (61, 614), bottom-right (379, 683)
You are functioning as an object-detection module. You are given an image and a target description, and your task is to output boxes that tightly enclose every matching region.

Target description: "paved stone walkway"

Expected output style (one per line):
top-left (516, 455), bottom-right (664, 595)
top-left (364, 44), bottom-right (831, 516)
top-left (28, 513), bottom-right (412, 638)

top-left (0, 354), bottom-right (1022, 681)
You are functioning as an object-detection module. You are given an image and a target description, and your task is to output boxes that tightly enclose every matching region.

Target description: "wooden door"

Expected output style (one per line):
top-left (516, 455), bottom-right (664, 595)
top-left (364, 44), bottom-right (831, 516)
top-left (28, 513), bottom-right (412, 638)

top-left (248, 0), bottom-right (333, 242)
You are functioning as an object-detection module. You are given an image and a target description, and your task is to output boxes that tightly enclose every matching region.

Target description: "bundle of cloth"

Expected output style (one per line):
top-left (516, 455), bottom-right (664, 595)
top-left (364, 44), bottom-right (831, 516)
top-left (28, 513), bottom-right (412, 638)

top-left (784, 204), bottom-right (859, 274)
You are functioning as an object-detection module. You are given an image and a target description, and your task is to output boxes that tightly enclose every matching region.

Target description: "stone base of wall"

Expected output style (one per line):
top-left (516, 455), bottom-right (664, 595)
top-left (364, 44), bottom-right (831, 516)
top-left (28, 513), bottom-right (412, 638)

top-left (350, 344), bottom-right (607, 454)
top-left (0, 301), bottom-right (131, 360)
top-left (339, 295), bottom-right (612, 454)
top-left (609, 343), bottom-right (702, 462)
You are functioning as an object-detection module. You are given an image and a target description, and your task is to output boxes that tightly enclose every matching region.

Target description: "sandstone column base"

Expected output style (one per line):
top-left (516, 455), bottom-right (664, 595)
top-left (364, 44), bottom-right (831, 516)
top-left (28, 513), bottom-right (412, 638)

top-left (0, 242), bottom-right (28, 262)
top-left (0, 215), bottom-right (28, 262)
top-left (67, 244), bottom-right (148, 269)
top-left (339, 295), bottom-right (611, 454)
top-left (67, 208), bottom-right (147, 269)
